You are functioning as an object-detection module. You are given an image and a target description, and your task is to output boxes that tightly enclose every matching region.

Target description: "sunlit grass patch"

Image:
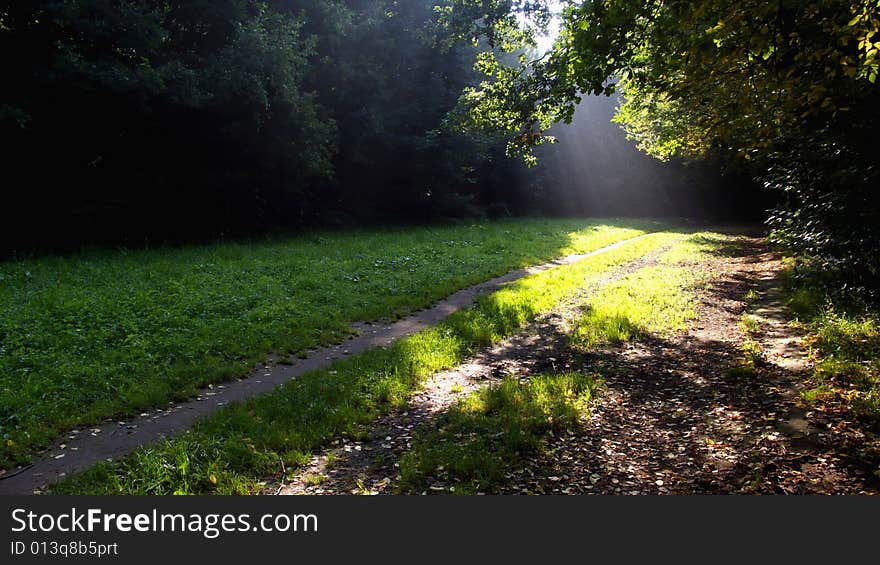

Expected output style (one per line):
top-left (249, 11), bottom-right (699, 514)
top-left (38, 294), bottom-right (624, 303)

top-left (738, 313), bottom-right (764, 337)
top-left (659, 231), bottom-right (734, 265)
top-left (571, 232), bottom-right (736, 349)
top-left (571, 265), bottom-right (700, 348)
top-left (52, 231), bottom-right (681, 494)
top-left (304, 474), bottom-right (327, 487)
top-left (738, 339), bottom-right (766, 367)
top-left (396, 373), bottom-right (599, 495)
top-left (808, 312), bottom-right (880, 423)
top-left (800, 382), bottom-right (837, 405)
top-left (723, 327), bottom-right (766, 386)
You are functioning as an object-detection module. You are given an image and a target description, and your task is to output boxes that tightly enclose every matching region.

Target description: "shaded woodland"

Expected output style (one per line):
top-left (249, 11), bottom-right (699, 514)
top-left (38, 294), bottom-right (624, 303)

top-left (1, 1), bottom-right (756, 256)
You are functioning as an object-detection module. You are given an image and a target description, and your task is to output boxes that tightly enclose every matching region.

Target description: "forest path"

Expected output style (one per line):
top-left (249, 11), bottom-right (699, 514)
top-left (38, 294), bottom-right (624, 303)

top-left (497, 240), bottom-right (873, 494)
top-left (276, 236), bottom-right (876, 495)
top-left (0, 235), bottom-right (649, 495)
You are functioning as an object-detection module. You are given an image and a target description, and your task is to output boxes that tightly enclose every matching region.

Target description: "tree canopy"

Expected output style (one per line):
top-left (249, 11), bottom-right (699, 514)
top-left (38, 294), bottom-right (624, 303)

top-left (0, 1), bottom-right (795, 257)
top-left (1, 1), bottom-right (531, 251)
top-left (452, 0), bottom-right (880, 290)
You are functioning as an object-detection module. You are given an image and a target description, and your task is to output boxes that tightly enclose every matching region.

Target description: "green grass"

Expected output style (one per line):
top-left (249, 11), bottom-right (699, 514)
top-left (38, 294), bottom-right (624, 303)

top-left (304, 474), bottom-right (327, 487)
top-left (782, 268), bottom-right (880, 423)
top-left (52, 230), bottom-right (683, 494)
top-left (804, 310), bottom-right (880, 423)
top-left (782, 268), bottom-right (880, 475)
top-left (722, 299), bottom-right (768, 385)
top-left (571, 265), bottom-right (699, 348)
top-left (722, 364), bottom-right (761, 384)
top-left (0, 218), bottom-right (663, 469)
top-left (570, 232), bottom-right (732, 349)
top-left (738, 313), bottom-right (764, 337)
top-left (396, 373), bottom-right (599, 495)
top-left (657, 231), bottom-right (735, 265)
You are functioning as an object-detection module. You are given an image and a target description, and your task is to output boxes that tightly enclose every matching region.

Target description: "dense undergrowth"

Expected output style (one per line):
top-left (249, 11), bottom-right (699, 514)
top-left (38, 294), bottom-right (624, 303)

top-left (784, 267), bottom-right (880, 474)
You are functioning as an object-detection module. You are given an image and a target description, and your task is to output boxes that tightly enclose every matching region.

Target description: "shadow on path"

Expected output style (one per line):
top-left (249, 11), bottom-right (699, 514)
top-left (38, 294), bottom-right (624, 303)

top-left (502, 242), bottom-right (875, 494)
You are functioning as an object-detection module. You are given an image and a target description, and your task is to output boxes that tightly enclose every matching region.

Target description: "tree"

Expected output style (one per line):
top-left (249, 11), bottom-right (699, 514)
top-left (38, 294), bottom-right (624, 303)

top-left (1, 1), bottom-right (335, 248)
top-left (0, 1), bottom-right (519, 252)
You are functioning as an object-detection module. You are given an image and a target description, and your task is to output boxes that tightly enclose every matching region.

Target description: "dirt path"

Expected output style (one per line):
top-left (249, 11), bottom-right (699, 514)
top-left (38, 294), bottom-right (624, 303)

top-left (0, 235), bottom-right (648, 495)
top-left (277, 235), bottom-right (876, 495)
top-left (499, 239), bottom-right (874, 494)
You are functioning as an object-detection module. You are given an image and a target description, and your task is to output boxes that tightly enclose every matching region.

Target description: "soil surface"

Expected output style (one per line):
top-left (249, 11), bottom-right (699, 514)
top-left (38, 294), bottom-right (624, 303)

top-left (500, 240), bottom-right (875, 494)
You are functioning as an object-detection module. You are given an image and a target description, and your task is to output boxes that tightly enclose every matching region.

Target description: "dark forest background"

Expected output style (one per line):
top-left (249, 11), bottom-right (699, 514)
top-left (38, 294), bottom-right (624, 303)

top-left (0, 0), bottom-right (767, 256)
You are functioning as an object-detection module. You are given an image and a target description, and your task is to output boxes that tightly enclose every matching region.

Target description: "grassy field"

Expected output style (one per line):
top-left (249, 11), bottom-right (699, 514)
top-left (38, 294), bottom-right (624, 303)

top-left (52, 230), bottom-right (685, 494)
top-left (0, 219), bottom-right (662, 470)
